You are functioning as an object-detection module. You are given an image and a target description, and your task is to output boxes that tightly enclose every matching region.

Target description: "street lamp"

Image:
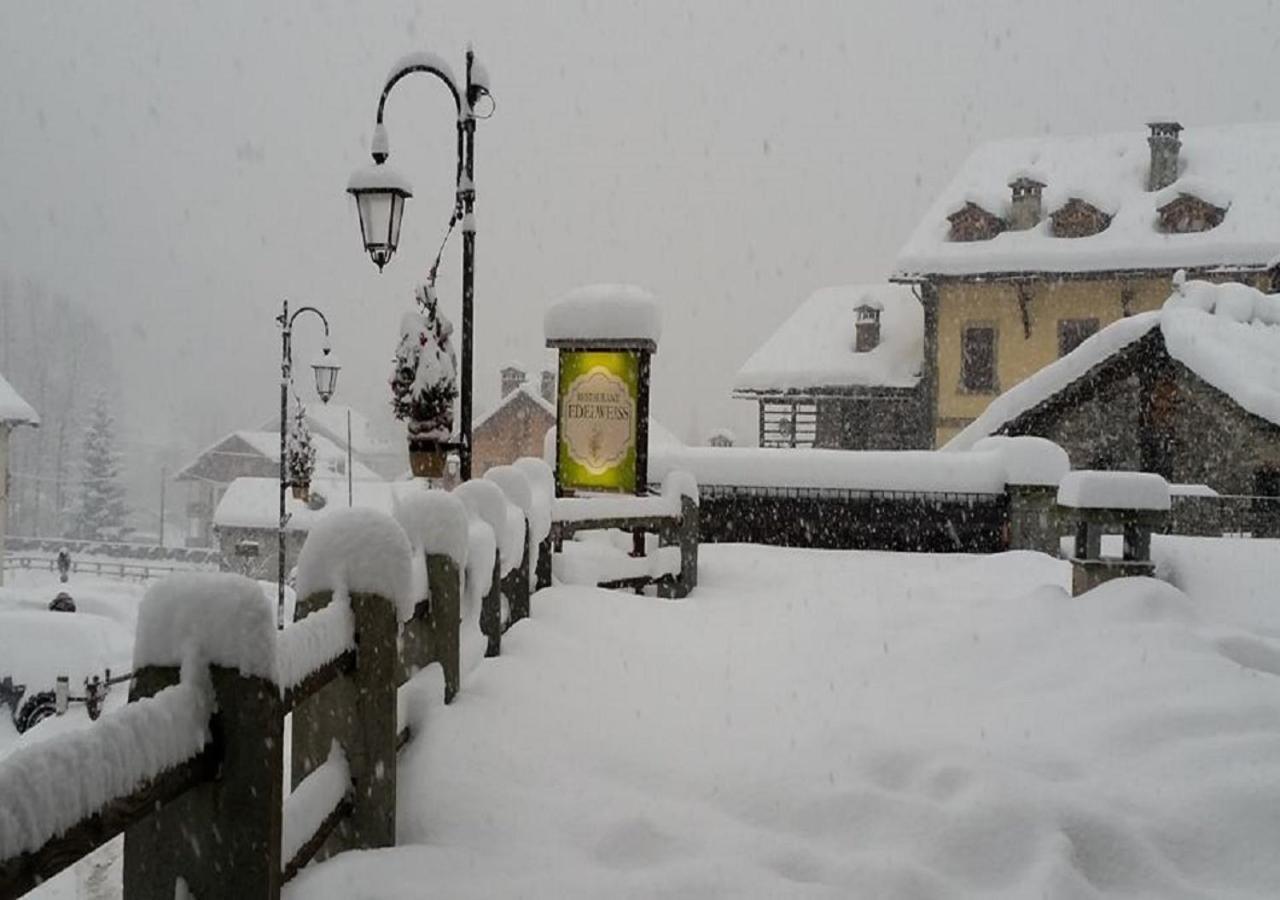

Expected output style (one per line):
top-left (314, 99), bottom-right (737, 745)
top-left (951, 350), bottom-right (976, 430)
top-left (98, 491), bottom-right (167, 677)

top-left (277, 299), bottom-right (340, 629)
top-left (346, 48), bottom-right (492, 482)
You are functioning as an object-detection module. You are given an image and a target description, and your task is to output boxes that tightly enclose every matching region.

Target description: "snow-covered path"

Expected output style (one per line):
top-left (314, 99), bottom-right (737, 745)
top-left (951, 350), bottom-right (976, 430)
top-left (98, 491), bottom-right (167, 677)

top-left (290, 544), bottom-right (1280, 899)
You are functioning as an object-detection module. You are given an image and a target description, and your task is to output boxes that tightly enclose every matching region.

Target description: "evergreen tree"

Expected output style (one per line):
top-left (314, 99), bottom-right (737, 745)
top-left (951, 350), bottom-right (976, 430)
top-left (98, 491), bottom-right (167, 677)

top-left (75, 396), bottom-right (129, 540)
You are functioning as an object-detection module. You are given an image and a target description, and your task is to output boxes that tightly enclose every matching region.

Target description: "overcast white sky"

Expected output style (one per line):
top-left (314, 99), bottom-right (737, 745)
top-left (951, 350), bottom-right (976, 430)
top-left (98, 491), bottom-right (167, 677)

top-left (4, 0), bottom-right (1280, 459)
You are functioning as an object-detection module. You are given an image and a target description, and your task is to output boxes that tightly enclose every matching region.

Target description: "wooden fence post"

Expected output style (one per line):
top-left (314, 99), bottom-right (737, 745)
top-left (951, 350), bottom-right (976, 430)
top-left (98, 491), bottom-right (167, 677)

top-left (535, 534), bottom-right (553, 590)
top-left (482, 557), bottom-right (502, 658)
top-left (427, 553), bottom-right (461, 704)
top-left (504, 521), bottom-right (531, 626)
top-left (656, 495), bottom-right (700, 600)
top-left (291, 590), bottom-right (398, 856)
top-left (124, 666), bottom-right (284, 900)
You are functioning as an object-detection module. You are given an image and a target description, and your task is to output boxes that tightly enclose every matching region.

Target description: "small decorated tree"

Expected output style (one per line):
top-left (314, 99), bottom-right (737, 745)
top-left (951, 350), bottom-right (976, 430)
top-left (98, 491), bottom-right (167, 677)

top-left (391, 283), bottom-right (458, 476)
top-left (286, 401), bottom-right (316, 499)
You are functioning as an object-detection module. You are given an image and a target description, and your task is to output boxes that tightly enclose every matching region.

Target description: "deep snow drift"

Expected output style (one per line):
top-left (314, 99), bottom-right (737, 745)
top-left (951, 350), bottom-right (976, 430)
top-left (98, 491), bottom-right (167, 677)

top-left (289, 542), bottom-right (1280, 899)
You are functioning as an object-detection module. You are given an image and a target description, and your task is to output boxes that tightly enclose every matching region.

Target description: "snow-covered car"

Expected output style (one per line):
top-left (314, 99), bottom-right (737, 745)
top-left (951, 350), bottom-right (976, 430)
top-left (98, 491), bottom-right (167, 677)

top-left (0, 606), bottom-right (132, 734)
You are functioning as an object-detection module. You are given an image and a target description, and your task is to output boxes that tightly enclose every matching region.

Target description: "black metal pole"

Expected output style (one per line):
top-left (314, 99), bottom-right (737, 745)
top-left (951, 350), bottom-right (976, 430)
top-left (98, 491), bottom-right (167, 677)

top-left (277, 299), bottom-right (290, 629)
top-left (460, 50), bottom-right (477, 482)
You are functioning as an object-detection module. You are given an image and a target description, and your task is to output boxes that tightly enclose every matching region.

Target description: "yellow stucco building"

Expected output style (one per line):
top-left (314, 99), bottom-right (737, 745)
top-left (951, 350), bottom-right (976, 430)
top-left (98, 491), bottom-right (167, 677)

top-left (894, 121), bottom-right (1280, 446)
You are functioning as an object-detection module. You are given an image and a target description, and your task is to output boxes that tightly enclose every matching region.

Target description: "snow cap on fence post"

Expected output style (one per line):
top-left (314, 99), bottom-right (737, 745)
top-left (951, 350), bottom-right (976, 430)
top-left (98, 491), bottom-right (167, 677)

top-left (514, 457), bottom-right (554, 544)
top-left (661, 469), bottom-right (699, 506)
top-left (973, 435), bottom-right (1070, 487)
top-left (295, 507), bottom-right (416, 622)
top-left (134, 572), bottom-right (279, 680)
top-left (454, 478), bottom-right (522, 574)
top-left (391, 487), bottom-right (470, 569)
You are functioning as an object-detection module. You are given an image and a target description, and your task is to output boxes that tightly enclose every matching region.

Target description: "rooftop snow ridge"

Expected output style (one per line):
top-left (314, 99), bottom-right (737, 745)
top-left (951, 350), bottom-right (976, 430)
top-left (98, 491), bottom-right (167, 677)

top-left (896, 121), bottom-right (1280, 276)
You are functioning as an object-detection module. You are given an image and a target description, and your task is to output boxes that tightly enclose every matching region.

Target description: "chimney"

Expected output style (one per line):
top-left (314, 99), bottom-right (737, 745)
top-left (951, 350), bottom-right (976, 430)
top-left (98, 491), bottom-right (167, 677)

top-left (1147, 121), bottom-right (1182, 191)
top-left (854, 302), bottom-right (882, 353)
top-left (540, 369), bottom-right (556, 404)
top-left (1008, 176), bottom-right (1045, 230)
top-left (500, 365), bottom-right (526, 398)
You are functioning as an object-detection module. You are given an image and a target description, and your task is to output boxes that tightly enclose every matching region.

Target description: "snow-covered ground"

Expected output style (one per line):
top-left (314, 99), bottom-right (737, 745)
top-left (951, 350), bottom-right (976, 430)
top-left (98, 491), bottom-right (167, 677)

top-left (6, 541), bottom-right (1280, 898)
top-left (289, 542), bottom-right (1280, 899)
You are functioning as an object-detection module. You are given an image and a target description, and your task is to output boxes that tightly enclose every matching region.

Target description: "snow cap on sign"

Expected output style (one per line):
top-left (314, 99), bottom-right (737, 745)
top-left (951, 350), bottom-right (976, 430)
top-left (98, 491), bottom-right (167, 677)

top-left (544, 284), bottom-right (662, 345)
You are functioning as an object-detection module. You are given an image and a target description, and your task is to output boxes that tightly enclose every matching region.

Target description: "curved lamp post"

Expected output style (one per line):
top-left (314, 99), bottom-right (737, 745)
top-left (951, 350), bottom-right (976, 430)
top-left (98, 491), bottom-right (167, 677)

top-left (346, 48), bottom-right (492, 482)
top-left (277, 299), bottom-right (340, 628)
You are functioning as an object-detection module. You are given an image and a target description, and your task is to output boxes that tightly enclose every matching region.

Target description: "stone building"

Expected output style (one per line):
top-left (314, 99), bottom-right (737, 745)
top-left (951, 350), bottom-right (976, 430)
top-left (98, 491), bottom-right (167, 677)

top-left (175, 429), bottom-right (382, 547)
top-left (946, 279), bottom-right (1280, 496)
top-left (0, 373), bottom-right (39, 585)
top-left (733, 284), bottom-right (929, 449)
top-left (472, 365), bottom-right (557, 477)
top-left (894, 120), bottom-right (1280, 446)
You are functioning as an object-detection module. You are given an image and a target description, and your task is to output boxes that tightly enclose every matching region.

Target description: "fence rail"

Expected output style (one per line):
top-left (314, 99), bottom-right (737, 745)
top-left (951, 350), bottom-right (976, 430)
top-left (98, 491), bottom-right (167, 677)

top-left (1, 555), bottom-right (213, 580)
top-left (0, 459), bottom-right (559, 900)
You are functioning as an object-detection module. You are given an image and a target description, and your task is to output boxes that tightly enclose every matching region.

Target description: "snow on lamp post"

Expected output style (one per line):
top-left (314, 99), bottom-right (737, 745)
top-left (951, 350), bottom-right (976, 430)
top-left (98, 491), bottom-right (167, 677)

top-left (276, 300), bottom-right (340, 629)
top-left (346, 48), bottom-right (493, 482)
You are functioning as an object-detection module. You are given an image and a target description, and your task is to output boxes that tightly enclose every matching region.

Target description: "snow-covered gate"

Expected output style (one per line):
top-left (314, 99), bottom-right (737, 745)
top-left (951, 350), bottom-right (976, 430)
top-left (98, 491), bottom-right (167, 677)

top-left (0, 462), bottom-right (554, 899)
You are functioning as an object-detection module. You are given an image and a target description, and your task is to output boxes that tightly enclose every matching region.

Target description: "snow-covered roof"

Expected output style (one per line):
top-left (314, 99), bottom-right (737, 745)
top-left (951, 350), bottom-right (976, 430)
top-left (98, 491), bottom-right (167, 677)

top-left (895, 122), bottom-right (1280, 278)
top-left (544, 284), bottom-right (662, 345)
top-left (947, 279), bottom-right (1280, 448)
top-left (260, 405), bottom-right (396, 459)
top-left (213, 477), bottom-right (413, 531)
top-left (473, 384), bottom-right (556, 432)
top-left (0, 372), bottom-right (38, 426)
top-left (733, 284), bottom-right (922, 395)
top-left (176, 430), bottom-right (383, 483)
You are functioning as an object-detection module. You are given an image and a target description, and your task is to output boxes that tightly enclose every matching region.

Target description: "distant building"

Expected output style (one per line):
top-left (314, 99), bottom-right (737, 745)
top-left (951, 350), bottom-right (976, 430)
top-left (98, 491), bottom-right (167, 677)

top-left (946, 279), bottom-right (1280, 496)
top-left (213, 477), bottom-right (404, 582)
top-left (895, 120), bottom-right (1280, 446)
top-left (733, 284), bottom-right (929, 449)
top-left (472, 364), bottom-right (557, 477)
top-left (0, 373), bottom-right (39, 585)
top-left (259, 404), bottom-right (403, 480)
top-left (174, 430), bottom-right (382, 547)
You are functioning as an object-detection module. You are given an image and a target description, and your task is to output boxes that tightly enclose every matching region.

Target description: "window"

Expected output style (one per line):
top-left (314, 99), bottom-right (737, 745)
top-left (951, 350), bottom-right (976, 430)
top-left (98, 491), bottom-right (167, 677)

top-left (960, 325), bottom-right (997, 393)
top-left (1058, 318), bottom-right (1099, 357)
top-left (1255, 468), bottom-right (1280, 498)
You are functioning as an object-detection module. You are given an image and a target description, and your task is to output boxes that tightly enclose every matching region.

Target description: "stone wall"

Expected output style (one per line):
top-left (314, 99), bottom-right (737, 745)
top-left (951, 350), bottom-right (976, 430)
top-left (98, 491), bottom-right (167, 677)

top-left (814, 388), bottom-right (931, 450)
top-left (695, 486), bottom-right (1008, 553)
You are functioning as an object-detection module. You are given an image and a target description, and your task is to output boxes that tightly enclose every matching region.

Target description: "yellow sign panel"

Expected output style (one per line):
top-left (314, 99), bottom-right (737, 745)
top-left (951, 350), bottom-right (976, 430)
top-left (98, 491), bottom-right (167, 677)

top-left (557, 351), bottom-right (638, 493)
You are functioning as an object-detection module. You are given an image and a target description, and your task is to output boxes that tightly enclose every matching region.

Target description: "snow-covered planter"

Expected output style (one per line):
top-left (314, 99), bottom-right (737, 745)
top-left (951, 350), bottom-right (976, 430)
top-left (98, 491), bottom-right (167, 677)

top-left (391, 284), bottom-right (458, 477)
top-left (287, 402), bottom-right (316, 500)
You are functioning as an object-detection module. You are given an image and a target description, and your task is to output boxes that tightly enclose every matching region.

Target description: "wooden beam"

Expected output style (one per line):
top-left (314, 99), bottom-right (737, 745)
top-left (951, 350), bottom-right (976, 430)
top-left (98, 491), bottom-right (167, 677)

top-left (280, 798), bottom-right (353, 884)
top-left (282, 650), bottom-right (357, 713)
top-left (0, 746), bottom-right (216, 900)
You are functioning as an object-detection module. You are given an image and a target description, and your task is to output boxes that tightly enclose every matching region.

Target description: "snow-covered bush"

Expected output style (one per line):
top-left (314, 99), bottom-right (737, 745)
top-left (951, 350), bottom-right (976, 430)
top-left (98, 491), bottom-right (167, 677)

top-left (286, 401), bottom-right (316, 487)
top-left (391, 284), bottom-right (458, 442)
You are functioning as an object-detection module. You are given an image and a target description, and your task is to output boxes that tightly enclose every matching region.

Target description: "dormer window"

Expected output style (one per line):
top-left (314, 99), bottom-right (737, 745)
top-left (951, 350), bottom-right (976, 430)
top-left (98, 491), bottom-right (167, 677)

top-left (947, 202), bottom-right (1006, 242)
top-left (854, 302), bottom-right (882, 352)
top-left (1050, 198), bottom-right (1112, 238)
top-left (1157, 193), bottom-right (1226, 234)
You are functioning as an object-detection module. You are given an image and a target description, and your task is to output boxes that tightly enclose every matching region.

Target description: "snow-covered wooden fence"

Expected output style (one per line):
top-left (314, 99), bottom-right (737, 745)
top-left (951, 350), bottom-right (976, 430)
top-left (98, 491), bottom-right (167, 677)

top-left (0, 461), bottom-right (559, 899)
top-left (549, 471), bottom-right (700, 599)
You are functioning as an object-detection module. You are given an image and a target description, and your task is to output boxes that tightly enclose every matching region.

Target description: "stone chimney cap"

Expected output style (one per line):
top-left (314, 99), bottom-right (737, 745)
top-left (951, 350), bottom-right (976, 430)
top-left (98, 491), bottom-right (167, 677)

top-left (1147, 120), bottom-right (1184, 134)
top-left (1008, 175), bottom-right (1046, 190)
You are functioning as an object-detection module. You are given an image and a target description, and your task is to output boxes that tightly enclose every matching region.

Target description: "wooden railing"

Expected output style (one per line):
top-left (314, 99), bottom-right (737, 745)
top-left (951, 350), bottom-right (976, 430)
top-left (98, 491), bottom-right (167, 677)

top-left (0, 457), bottom-right (700, 899)
top-left (550, 475), bottom-right (700, 599)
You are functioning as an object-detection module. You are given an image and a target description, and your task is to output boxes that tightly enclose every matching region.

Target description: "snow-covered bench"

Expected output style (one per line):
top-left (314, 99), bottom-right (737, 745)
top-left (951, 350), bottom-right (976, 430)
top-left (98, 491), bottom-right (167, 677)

top-left (549, 471), bottom-right (699, 599)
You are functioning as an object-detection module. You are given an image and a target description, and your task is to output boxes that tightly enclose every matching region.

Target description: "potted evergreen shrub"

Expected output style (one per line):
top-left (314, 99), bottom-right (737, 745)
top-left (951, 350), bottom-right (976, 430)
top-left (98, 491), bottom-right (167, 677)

top-left (286, 402), bottom-right (316, 501)
top-left (391, 283), bottom-right (458, 477)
